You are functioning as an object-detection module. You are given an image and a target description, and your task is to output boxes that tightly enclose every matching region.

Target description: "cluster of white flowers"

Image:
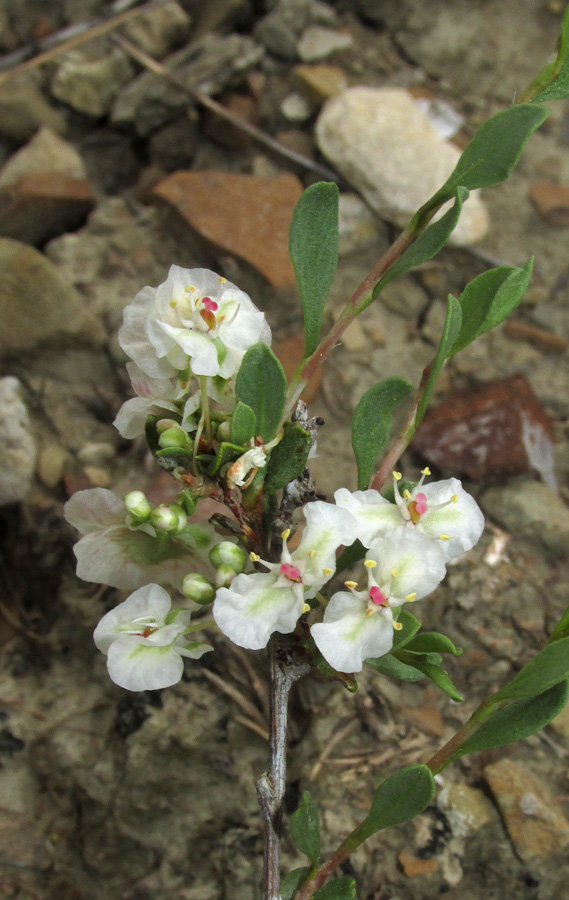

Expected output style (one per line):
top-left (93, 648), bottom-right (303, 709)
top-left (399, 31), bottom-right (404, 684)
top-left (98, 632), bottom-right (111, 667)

top-left (213, 469), bottom-right (484, 673)
top-left (65, 266), bottom-right (485, 691)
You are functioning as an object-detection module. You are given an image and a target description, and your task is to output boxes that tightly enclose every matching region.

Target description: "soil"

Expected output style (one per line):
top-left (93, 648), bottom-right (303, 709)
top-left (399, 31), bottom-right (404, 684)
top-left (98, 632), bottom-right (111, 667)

top-left (1, 2), bottom-right (569, 900)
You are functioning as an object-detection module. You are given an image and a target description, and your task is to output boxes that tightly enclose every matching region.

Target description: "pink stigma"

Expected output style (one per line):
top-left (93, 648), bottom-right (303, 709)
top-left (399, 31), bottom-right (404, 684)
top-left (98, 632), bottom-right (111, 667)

top-left (414, 492), bottom-right (428, 515)
top-left (369, 586), bottom-right (388, 607)
top-left (280, 563), bottom-right (302, 582)
top-left (202, 297), bottom-right (218, 312)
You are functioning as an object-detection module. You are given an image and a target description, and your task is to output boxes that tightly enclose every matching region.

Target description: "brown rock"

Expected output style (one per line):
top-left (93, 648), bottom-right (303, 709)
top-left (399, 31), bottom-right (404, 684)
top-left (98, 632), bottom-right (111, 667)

top-left (399, 849), bottom-right (438, 877)
top-left (202, 92), bottom-right (259, 148)
top-left (0, 172), bottom-right (95, 244)
top-left (402, 704), bottom-right (445, 738)
top-left (153, 171), bottom-right (303, 288)
top-left (413, 374), bottom-right (555, 486)
top-left (292, 64), bottom-right (348, 104)
top-left (484, 759), bottom-right (569, 865)
top-left (529, 179), bottom-right (569, 226)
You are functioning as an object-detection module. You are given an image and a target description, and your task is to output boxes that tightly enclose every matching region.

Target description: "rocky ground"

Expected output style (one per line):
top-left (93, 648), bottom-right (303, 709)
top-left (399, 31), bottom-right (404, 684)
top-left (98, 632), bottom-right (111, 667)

top-left (1, 1), bottom-right (569, 898)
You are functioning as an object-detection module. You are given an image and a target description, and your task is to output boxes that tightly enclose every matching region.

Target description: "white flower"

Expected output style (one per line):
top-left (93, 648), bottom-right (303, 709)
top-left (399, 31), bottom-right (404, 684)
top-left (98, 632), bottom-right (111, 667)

top-left (311, 529), bottom-right (446, 673)
top-left (64, 488), bottom-right (219, 591)
top-left (335, 468), bottom-right (484, 562)
top-left (213, 501), bottom-right (356, 650)
top-left (119, 266), bottom-right (271, 380)
top-left (113, 362), bottom-right (188, 439)
top-left (94, 584), bottom-right (212, 691)
top-left (226, 445), bottom-right (267, 489)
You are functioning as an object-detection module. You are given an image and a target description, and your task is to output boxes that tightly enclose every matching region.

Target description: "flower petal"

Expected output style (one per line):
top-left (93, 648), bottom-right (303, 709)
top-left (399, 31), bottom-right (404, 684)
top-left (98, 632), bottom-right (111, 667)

top-left (294, 501), bottom-right (357, 587)
top-left (368, 530), bottom-right (446, 601)
top-left (106, 637), bottom-right (185, 691)
top-left (311, 591), bottom-right (394, 673)
top-left (94, 583), bottom-right (173, 653)
top-left (213, 572), bottom-right (303, 650)
top-left (334, 488), bottom-right (402, 547)
top-left (64, 488), bottom-right (125, 535)
top-left (419, 478), bottom-right (484, 561)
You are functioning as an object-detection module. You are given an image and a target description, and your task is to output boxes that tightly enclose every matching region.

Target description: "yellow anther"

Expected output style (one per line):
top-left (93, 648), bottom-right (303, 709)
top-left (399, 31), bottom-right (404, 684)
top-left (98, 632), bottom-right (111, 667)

top-left (250, 551), bottom-right (260, 562)
top-left (185, 285), bottom-right (196, 292)
top-left (344, 580), bottom-right (358, 589)
top-left (364, 559), bottom-right (377, 569)
top-left (322, 567), bottom-right (333, 576)
top-left (440, 534), bottom-right (450, 541)
top-left (451, 494), bottom-right (458, 503)
top-left (393, 621), bottom-right (403, 631)
top-left (301, 603), bottom-right (311, 614)
top-left (392, 471), bottom-right (402, 481)
top-left (218, 276), bottom-right (226, 284)
top-left (308, 549), bottom-right (317, 559)
top-left (366, 607), bottom-right (377, 617)
top-left (421, 467), bottom-right (431, 477)
top-left (405, 592), bottom-right (417, 602)
top-left (281, 528), bottom-right (291, 541)
top-left (391, 568), bottom-right (399, 578)
top-left (403, 489), bottom-right (412, 500)
top-left (169, 299), bottom-right (177, 308)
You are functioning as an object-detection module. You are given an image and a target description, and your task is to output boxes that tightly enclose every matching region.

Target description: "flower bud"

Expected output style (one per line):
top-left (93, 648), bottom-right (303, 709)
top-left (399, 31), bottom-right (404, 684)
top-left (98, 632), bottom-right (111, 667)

top-left (216, 420), bottom-right (231, 442)
top-left (215, 563), bottom-right (237, 587)
top-left (124, 490), bottom-right (152, 521)
top-left (156, 418), bottom-right (182, 434)
top-left (209, 541), bottom-right (248, 574)
top-left (181, 573), bottom-right (216, 605)
top-left (151, 504), bottom-right (186, 534)
top-left (158, 427), bottom-right (188, 450)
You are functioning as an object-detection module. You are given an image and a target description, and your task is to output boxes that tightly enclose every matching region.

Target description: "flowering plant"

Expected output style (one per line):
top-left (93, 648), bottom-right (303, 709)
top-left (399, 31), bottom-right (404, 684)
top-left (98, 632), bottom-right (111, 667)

top-left (64, 22), bottom-right (569, 900)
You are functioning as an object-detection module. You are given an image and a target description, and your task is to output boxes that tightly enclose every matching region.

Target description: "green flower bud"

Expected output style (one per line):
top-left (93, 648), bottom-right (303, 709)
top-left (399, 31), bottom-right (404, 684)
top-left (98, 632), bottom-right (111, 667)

top-left (209, 541), bottom-right (248, 574)
top-left (124, 490), bottom-right (152, 521)
top-left (215, 563), bottom-right (237, 587)
top-left (158, 427), bottom-right (188, 449)
top-left (151, 504), bottom-right (186, 534)
top-left (181, 573), bottom-right (216, 605)
top-left (216, 420), bottom-right (231, 442)
top-left (156, 418), bottom-right (182, 434)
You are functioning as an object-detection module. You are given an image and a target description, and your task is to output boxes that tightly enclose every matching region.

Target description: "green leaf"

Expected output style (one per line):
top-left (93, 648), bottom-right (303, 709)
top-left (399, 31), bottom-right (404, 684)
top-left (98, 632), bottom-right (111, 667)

top-left (263, 423), bottom-right (312, 493)
top-left (450, 259), bottom-right (534, 356)
top-left (392, 609), bottom-right (422, 650)
top-left (230, 401), bottom-right (256, 445)
top-left (373, 187), bottom-right (468, 295)
top-left (491, 636), bottom-right (569, 702)
top-left (207, 441), bottom-right (244, 476)
top-left (281, 868), bottom-right (311, 900)
top-left (550, 601), bottom-right (569, 643)
top-left (235, 343), bottom-right (287, 442)
top-left (416, 295), bottom-right (462, 424)
top-left (432, 105), bottom-right (549, 202)
top-left (289, 182), bottom-right (339, 356)
top-left (335, 539), bottom-right (366, 576)
top-left (352, 377), bottom-right (413, 490)
top-left (403, 656), bottom-right (464, 702)
top-left (313, 877), bottom-right (356, 900)
top-left (357, 765), bottom-right (435, 841)
top-left (405, 632), bottom-right (463, 657)
top-left (365, 652), bottom-right (425, 682)
top-left (455, 681), bottom-right (569, 760)
top-left (155, 446), bottom-right (193, 473)
top-left (532, 7), bottom-right (569, 101)
top-left (290, 791), bottom-right (321, 868)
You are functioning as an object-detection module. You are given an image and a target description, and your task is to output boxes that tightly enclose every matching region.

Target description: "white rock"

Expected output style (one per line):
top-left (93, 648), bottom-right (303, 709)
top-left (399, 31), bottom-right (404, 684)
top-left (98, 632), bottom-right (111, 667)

top-left (0, 126), bottom-right (86, 188)
top-left (0, 377), bottom-right (37, 505)
top-left (338, 192), bottom-right (384, 255)
top-left (51, 50), bottom-right (135, 118)
top-left (280, 91), bottom-right (314, 122)
top-left (316, 87), bottom-right (488, 246)
top-left (298, 26), bottom-right (353, 61)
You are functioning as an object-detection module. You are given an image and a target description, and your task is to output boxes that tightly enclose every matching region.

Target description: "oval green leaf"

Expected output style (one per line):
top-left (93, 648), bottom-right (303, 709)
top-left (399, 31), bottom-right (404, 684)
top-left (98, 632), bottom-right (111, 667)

top-left (357, 764), bottom-right (435, 841)
top-left (491, 636), bottom-right (569, 702)
top-left (352, 377), bottom-right (413, 490)
top-left (235, 343), bottom-right (287, 442)
top-left (230, 401), bottom-right (256, 445)
top-left (264, 423), bottom-right (312, 493)
top-left (313, 877), bottom-right (356, 900)
top-left (290, 791), bottom-right (321, 868)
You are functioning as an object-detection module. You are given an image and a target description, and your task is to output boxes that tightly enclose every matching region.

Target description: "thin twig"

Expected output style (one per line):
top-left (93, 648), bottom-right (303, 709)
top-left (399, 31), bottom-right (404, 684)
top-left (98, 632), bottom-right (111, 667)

top-left (0, 0), bottom-right (161, 86)
top-left (234, 714), bottom-right (269, 742)
top-left (310, 718), bottom-right (358, 780)
top-left (201, 667), bottom-right (266, 727)
top-left (112, 34), bottom-right (342, 184)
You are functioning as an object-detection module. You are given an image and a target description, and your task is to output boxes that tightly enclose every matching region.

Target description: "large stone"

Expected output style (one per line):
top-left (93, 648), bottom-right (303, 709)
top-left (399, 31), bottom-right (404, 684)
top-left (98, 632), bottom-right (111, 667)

top-left (297, 26), bottom-right (354, 62)
top-left (481, 480), bottom-right (569, 557)
top-left (153, 170), bottom-right (303, 288)
top-left (0, 127), bottom-right (95, 244)
top-left (0, 71), bottom-right (67, 141)
top-left (0, 377), bottom-right (37, 505)
top-left (111, 33), bottom-right (264, 136)
top-left (0, 238), bottom-right (104, 355)
top-left (51, 49), bottom-right (135, 118)
top-left (121, 0), bottom-right (192, 59)
top-left (316, 87), bottom-right (488, 246)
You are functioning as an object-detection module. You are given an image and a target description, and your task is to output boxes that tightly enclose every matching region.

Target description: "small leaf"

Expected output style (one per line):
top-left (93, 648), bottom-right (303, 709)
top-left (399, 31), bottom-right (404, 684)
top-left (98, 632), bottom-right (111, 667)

top-left (313, 877), bottom-right (356, 900)
top-left (405, 632), bottom-right (463, 657)
top-left (235, 343), bottom-right (287, 442)
top-left (455, 681), bottom-right (569, 760)
top-left (264, 423), bottom-right (312, 493)
top-left (365, 653), bottom-right (425, 683)
top-left (392, 609), bottom-right (422, 650)
top-left (207, 441), bottom-right (244, 476)
top-left (491, 636), bottom-right (569, 702)
top-left (281, 867), bottom-right (311, 900)
top-left (335, 539), bottom-right (366, 575)
top-left (155, 446), bottom-right (193, 473)
top-left (532, 6), bottom-right (569, 101)
top-left (432, 105), bottom-right (549, 201)
top-left (352, 377), bottom-right (413, 490)
top-left (416, 295), bottom-right (462, 424)
top-left (357, 765), bottom-right (435, 841)
top-left (403, 656), bottom-right (464, 702)
top-left (374, 187), bottom-right (468, 294)
top-left (290, 791), bottom-right (321, 868)
top-left (450, 260), bottom-right (534, 356)
top-left (289, 182), bottom-right (339, 356)
top-left (550, 601), bottom-right (569, 643)
top-left (230, 401), bottom-right (256, 445)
